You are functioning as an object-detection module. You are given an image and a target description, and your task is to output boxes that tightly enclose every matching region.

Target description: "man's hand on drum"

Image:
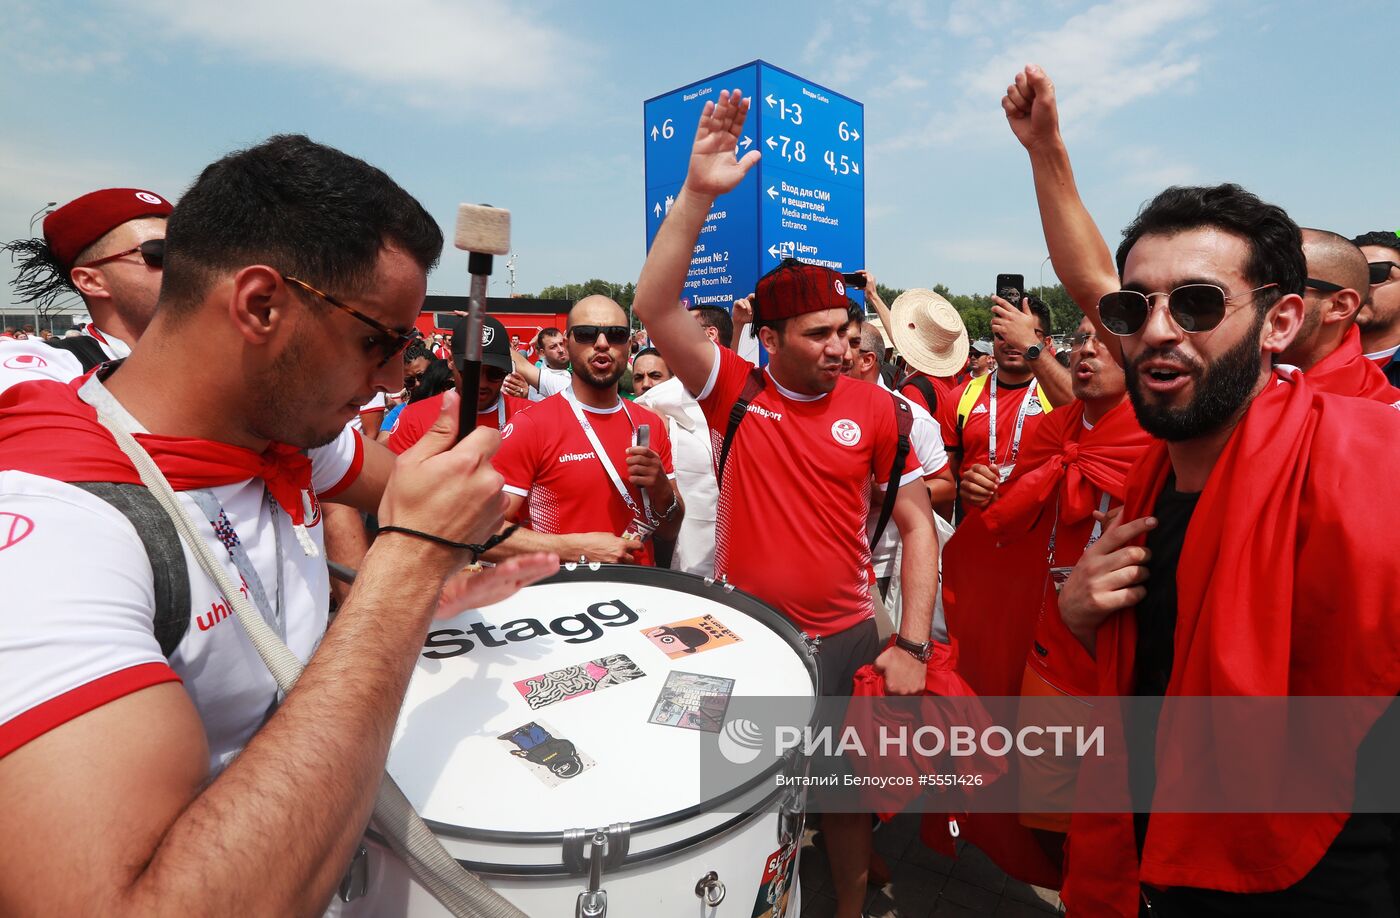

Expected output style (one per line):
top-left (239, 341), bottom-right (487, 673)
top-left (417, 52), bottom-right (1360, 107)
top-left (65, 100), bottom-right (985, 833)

top-left (875, 641), bottom-right (928, 695)
top-left (562, 532), bottom-right (643, 564)
top-left (378, 391), bottom-right (509, 575)
top-left (436, 553), bottom-right (560, 619)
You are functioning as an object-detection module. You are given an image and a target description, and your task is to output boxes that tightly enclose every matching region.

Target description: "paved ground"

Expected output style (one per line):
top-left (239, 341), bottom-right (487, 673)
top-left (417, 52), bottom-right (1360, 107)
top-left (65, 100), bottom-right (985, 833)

top-left (797, 812), bottom-right (1064, 917)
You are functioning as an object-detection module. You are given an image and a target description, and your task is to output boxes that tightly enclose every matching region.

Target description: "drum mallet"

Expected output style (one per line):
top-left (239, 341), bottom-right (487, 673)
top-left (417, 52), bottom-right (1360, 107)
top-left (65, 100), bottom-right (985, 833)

top-left (453, 203), bottom-right (511, 441)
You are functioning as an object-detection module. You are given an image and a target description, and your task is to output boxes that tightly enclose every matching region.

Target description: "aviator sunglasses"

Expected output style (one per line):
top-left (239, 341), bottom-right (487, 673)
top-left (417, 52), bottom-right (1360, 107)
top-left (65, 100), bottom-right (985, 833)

top-left (77, 238), bottom-right (164, 270)
top-left (1097, 283), bottom-right (1277, 337)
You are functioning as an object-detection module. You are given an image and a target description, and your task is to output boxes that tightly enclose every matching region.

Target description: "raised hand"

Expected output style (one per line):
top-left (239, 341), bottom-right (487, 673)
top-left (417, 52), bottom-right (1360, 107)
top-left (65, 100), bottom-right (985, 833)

top-left (684, 89), bottom-right (762, 199)
top-left (989, 295), bottom-right (1043, 351)
top-left (1002, 64), bottom-right (1061, 152)
top-left (731, 295), bottom-right (754, 327)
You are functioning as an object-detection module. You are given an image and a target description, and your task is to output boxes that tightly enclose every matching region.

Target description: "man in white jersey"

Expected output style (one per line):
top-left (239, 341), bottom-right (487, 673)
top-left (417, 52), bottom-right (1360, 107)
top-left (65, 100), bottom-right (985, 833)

top-left (0, 134), bottom-right (553, 915)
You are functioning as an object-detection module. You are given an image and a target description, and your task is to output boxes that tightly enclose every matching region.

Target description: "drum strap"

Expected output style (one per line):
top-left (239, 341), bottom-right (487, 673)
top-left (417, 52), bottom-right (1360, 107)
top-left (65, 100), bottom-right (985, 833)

top-left (77, 379), bottom-right (527, 918)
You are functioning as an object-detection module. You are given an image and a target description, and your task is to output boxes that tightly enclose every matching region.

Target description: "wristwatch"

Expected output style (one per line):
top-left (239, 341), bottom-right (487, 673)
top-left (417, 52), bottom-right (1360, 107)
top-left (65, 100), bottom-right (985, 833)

top-left (894, 635), bottom-right (933, 663)
top-left (1024, 343), bottom-right (1042, 361)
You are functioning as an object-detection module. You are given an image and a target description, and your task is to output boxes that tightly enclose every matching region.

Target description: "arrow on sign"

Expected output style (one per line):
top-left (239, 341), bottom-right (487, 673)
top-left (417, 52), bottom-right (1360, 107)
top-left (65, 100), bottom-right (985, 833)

top-left (852, 163), bottom-right (860, 175)
top-left (765, 93), bottom-right (777, 107)
top-left (765, 136), bottom-right (778, 150)
top-left (740, 135), bottom-right (753, 149)
top-left (851, 129), bottom-right (860, 141)
top-left (767, 245), bottom-right (782, 259)
top-left (766, 185), bottom-right (779, 200)
top-left (650, 125), bottom-right (658, 141)
top-left (653, 202), bottom-right (662, 217)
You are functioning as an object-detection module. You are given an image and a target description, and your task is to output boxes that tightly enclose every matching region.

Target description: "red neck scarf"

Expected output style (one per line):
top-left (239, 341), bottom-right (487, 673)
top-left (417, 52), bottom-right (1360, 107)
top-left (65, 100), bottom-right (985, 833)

top-left (1063, 371), bottom-right (1400, 915)
top-left (0, 378), bottom-right (314, 525)
top-left (983, 397), bottom-right (1151, 540)
top-left (1306, 325), bottom-right (1400, 405)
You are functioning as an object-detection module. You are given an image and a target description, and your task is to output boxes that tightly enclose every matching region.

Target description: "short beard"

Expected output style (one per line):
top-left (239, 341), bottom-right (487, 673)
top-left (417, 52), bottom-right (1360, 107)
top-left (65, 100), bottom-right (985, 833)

top-left (576, 361), bottom-right (625, 391)
top-left (1125, 312), bottom-right (1266, 442)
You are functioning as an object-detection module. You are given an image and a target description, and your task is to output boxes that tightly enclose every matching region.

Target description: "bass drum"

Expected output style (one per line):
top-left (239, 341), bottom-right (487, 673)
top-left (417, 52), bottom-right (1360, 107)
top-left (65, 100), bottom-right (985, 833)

top-left (340, 563), bottom-right (817, 917)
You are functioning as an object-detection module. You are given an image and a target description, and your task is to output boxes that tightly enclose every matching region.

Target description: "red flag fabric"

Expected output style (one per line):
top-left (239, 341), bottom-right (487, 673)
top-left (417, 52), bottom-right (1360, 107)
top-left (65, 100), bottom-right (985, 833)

top-left (1062, 371), bottom-right (1400, 916)
top-left (0, 378), bottom-right (314, 524)
top-left (1305, 325), bottom-right (1400, 405)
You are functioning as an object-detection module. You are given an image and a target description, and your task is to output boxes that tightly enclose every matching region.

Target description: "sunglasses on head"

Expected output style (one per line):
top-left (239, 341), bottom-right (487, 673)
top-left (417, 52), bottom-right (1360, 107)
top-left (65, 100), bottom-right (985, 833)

top-left (77, 238), bottom-right (164, 270)
top-left (282, 273), bottom-right (421, 367)
top-left (1097, 283), bottom-right (1277, 337)
top-left (569, 324), bottom-right (630, 345)
top-left (1369, 261), bottom-right (1400, 286)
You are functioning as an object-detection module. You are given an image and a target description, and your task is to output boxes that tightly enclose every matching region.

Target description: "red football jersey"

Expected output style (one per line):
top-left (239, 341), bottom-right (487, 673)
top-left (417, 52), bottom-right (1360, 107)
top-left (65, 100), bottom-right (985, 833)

top-left (697, 345), bottom-right (922, 637)
top-left (936, 376), bottom-right (1051, 479)
top-left (385, 393), bottom-right (532, 454)
top-left (898, 371), bottom-right (960, 417)
top-left (494, 392), bottom-right (675, 567)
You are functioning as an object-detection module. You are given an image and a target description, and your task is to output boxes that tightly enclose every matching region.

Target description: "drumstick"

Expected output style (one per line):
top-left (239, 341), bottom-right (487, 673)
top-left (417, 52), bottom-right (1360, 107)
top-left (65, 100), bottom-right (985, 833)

top-left (453, 203), bottom-right (511, 442)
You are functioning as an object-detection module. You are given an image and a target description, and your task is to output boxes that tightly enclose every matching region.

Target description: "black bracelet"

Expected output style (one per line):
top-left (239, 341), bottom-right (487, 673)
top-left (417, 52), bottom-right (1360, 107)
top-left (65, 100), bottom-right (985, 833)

top-left (379, 523), bottom-right (521, 563)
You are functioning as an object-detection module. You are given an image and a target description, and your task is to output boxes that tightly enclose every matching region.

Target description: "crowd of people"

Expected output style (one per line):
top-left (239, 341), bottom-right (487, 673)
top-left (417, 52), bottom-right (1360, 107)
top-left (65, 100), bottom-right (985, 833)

top-left (0, 62), bottom-right (1398, 918)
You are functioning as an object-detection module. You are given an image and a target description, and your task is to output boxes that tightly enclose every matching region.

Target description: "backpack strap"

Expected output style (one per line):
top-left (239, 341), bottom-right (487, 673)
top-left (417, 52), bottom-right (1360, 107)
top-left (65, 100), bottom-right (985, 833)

top-left (955, 374), bottom-right (989, 434)
top-left (716, 367), bottom-right (766, 485)
top-left (869, 393), bottom-right (915, 550)
top-left (45, 335), bottom-right (108, 373)
top-left (899, 372), bottom-right (939, 416)
top-left (70, 482), bottom-right (191, 658)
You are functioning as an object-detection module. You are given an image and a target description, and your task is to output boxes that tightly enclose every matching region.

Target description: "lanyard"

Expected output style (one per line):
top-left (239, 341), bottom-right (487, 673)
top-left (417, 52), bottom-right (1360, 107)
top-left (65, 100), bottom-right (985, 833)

top-left (480, 397), bottom-right (507, 429)
top-left (187, 489), bottom-right (287, 642)
top-left (562, 390), bottom-right (651, 521)
top-left (988, 374), bottom-right (1036, 482)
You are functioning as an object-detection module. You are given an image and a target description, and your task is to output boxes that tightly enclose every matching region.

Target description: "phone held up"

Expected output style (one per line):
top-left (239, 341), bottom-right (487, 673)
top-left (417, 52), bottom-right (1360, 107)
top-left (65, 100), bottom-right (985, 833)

top-left (841, 272), bottom-right (868, 290)
top-left (996, 273), bottom-right (1025, 304)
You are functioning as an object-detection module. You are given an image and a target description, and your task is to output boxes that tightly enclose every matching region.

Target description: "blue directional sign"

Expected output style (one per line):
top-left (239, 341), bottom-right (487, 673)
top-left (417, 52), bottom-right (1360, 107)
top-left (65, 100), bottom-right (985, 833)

top-left (644, 61), bottom-right (864, 312)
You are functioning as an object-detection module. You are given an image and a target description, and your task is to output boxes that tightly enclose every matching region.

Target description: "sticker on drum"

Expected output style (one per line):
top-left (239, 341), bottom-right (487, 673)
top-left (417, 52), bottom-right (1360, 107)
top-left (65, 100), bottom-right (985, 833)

top-left (642, 612), bottom-right (742, 659)
top-left (512, 653), bottom-right (646, 710)
top-left (497, 720), bottom-right (595, 787)
top-left (752, 842), bottom-right (799, 918)
top-left (648, 671), bottom-right (735, 732)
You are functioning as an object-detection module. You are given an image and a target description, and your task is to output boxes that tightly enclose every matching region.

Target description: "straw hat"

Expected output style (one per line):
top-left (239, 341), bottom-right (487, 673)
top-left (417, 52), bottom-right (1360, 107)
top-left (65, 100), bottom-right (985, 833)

top-left (888, 288), bottom-right (969, 377)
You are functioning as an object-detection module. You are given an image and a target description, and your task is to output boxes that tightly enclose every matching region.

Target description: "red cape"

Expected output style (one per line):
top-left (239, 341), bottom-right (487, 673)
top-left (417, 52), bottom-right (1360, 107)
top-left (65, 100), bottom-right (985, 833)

top-left (1063, 371), bottom-right (1400, 915)
top-left (1306, 325), bottom-right (1400, 405)
top-left (0, 378), bottom-right (313, 523)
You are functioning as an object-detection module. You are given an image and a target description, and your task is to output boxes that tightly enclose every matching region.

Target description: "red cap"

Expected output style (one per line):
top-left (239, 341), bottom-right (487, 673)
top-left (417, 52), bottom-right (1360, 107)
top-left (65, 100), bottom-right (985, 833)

top-left (753, 258), bottom-right (852, 322)
top-left (43, 188), bottom-right (172, 271)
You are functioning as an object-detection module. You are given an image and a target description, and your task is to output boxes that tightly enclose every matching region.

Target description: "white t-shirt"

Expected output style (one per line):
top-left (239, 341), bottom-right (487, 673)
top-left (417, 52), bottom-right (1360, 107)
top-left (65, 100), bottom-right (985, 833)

top-left (867, 388), bottom-right (949, 576)
top-left (636, 376), bottom-right (718, 577)
top-left (0, 386), bottom-right (363, 773)
top-left (529, 365), bottom-right (571, 401)
top-left (0, 325), bottom-right (131, 396)
top-left (348, 391), bottom-right (387, 433)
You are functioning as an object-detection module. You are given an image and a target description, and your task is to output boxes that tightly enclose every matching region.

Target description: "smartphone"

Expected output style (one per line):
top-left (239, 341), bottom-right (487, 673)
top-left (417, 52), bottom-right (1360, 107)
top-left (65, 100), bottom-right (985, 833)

top-left (633, 424), bottom-right (650, 450)
top-left (996, 273), bottom-right (1025, 303)
top-left (841, 272), bottom-right (868, 290)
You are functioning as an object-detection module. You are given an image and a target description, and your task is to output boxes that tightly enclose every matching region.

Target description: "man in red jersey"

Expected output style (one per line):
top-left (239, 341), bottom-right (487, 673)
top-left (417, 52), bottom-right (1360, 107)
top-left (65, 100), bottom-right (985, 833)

top-left (385, 315), bottom-right (529, 451)
top-left (492, 295), bottom-right (683, 566)
top-left (632, 89), bottom-right (939, 918)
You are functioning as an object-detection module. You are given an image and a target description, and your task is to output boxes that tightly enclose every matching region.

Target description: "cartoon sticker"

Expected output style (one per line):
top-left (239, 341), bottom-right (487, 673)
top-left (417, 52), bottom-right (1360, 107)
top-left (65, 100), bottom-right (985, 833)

top-left (514, 653), bottom-right (646, 710)
top-left (648, 671), bottom-right (735, 733)
top-left (497, 720), bottom-right (595, 787)
top-left (641, 614), bottom-right (741, 659)
top-left (751, 842), bottom-right (799, 918)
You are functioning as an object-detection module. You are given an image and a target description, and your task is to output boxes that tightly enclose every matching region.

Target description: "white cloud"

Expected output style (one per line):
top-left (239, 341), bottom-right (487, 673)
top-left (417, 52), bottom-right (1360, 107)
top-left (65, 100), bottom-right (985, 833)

top-left (127, 0), bottom-right (585, 112)
top-left (881, 0), bottom-right (1213, 152)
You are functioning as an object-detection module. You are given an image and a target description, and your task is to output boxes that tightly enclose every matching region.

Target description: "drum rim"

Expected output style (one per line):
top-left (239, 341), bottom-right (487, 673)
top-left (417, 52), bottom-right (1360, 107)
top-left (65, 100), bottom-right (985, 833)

top-left (415, 563), bottom-right (819, 846)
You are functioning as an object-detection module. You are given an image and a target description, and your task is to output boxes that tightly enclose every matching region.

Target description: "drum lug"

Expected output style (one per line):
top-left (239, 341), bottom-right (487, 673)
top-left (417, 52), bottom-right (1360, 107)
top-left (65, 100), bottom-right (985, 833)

top-left (695, 870), bottom-right (726, 908)
top-left (801, 632), bottom-right (822, 655)
top-left (337, 843), bottom-right (368, 903)
top-left (778, 785), bottom-right (806, 848)
top-left (569, 825), bottom-right (629, 918)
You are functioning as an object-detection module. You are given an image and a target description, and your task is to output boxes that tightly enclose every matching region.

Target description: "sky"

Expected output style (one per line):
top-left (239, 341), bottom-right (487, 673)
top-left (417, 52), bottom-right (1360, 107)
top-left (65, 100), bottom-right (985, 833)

top-left (2, 0), bottom-right (1395, 312)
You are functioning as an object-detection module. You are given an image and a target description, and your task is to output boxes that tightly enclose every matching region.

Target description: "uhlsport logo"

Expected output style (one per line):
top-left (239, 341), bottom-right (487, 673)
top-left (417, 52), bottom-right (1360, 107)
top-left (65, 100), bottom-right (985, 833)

top-left (134, 191), bottom-right (164, 205)
top-left (3, 354), bottom-right (47, 371)
top-left (718, 718), bottom-right (765, 764)
top-left (0, 513), bottom-right (35, 551)
top-left (830, 419), bottom-right (861, 446)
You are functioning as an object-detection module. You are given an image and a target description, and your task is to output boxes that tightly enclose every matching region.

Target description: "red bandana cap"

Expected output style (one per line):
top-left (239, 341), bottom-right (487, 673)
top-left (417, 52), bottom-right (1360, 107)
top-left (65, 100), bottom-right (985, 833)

top-left (43, 188), bottom-right (173, 272)
top-left (753, 258), bottom-right (853, 322)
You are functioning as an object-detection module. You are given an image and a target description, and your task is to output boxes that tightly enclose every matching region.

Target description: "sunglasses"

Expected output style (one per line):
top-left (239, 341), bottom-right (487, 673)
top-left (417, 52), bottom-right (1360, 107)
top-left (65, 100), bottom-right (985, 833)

top-left (1097, 283), bottom-right (1277, 337)
top-left (77, 238), bottom-right (164, 270)
top-left (1069, 331), bottom-right (1099, 350)
top-left (569, 324), bottom-right (630, 346)
top-left (1304, 277), bottom-right (1345, 294)
top-left (482, 366), bottom-right (508, 383)
top-left (282, 274), bottom-right (422, 367)
top-left (1369, 261), bottom-right (1400, 286)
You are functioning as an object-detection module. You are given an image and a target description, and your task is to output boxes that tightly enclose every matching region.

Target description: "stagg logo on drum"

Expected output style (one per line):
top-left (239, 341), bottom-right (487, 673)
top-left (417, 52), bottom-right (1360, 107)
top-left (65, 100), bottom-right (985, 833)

top-left (423, 599), bottom-right (640, 659)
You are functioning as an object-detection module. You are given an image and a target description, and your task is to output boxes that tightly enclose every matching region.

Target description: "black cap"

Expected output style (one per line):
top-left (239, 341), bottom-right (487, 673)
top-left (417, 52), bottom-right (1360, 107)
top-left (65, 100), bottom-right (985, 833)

top-left (452, 315), bottom-right (513, 373)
